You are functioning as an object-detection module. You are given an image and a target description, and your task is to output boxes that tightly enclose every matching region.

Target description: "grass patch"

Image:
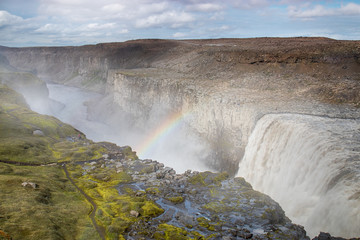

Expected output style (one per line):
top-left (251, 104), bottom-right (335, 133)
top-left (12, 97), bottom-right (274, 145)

top-left (0, 163), bottom-right (100, 240)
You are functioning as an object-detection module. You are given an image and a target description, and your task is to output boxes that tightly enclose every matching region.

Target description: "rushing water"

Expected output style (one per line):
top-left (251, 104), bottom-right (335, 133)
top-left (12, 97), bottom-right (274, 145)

top-left (237, 114), bottom-right (360, 238)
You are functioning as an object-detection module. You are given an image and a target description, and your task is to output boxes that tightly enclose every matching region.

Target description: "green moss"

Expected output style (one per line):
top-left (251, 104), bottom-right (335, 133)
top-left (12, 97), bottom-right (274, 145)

top-left (166, 196), bottom-right (184, 204)
top-left (154, 224), bottom-right (190, 240)
top-left (213, 172), bottom-right (229, 184)
top-left (188, 172), bottom-right (207, 186)
top-left (122, 146), bottom-right (138, 160)
top-left (141, 201), bottom-right (164, 217)
top-left (69, 164), bottom-right (163, 237)
top-left (146, 187), bottom-right (160, 195)
top-left (197, 217), bottom-right (215, 231)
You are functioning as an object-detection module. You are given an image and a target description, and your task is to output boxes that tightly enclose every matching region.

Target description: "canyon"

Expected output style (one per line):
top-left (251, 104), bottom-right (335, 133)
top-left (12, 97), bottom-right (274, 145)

top-left (0, 38), bottom-right (359, 238)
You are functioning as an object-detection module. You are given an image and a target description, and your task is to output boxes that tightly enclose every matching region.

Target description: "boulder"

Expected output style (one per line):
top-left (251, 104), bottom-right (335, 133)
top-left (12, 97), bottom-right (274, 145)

top-left (21, 181), bottom-right (38, 189)
top-left (33, 130), bottom-right (44, 136)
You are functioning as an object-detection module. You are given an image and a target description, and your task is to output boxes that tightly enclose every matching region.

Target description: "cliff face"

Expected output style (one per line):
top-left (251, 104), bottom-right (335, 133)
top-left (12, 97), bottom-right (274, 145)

top-left (1, 38), bottom-right (360, 173)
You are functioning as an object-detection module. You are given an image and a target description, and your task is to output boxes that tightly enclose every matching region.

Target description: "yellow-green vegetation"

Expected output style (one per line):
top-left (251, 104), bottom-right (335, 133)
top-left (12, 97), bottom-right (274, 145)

top-left (0, 85), bottom-right (112, 239)
top-left (153, 224), bottom-right (191, 240)
top-left (146, 187), bottom-right (160, 195)
top-left (197, 217), bottom-right (218, 232)
top-left (188, 171), bottom-right (229, 187)
top-left (0, 84), bottom-right (106, 164)
top-left (68, 164), bottom-right (164, 239)
top-left (153, 223), bottom-right (211, 240)
top-left (166, 196), bottom-right (184, 204)
top-left (121, 146), bottom-right (138, 160)
top-left (202, 201), bottom-right (233, 214)
top-left (0, 163), bottom-right (100, 240)
top-left (188, 172), bottom-right (207, 186)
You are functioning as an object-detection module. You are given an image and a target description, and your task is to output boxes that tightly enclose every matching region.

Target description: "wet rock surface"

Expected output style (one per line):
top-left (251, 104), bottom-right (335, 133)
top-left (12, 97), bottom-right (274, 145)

top-left (72, 144), bottom-right (309, 239)
top-left (313, 232), bottom-right (360, 240)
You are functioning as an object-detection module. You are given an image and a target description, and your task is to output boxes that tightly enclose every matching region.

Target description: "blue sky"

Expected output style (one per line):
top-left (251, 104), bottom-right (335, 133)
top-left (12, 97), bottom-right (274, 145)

top-left (0, 0), bottom-right (360, 47)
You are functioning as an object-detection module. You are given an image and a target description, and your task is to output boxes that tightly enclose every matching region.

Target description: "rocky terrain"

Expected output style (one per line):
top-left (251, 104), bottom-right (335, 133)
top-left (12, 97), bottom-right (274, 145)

top-left (0, 38), bottom-right (359, 239)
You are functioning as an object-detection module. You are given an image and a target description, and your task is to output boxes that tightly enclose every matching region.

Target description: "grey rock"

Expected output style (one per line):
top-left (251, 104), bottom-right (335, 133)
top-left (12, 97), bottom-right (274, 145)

top-left (33, 130), bottom-right (44, 136)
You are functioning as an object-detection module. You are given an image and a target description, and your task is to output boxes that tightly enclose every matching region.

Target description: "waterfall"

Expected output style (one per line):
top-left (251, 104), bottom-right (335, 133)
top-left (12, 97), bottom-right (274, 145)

top-left (237, 114), bottom-right (360, 238)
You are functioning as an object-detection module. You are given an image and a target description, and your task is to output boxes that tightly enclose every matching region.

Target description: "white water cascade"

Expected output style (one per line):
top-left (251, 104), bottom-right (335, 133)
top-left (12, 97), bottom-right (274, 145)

top-left (237, 114), bottom-right (360, 238)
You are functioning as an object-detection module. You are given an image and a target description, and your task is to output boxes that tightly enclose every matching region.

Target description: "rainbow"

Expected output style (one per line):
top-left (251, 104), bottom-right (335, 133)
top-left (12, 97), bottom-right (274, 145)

top-left (136, 110), bottom-right (190, 158)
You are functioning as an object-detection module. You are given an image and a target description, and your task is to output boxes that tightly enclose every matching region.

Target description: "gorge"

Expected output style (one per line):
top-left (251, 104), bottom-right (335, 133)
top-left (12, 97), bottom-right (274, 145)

top-left (0, 38), bottom-right (359, 239)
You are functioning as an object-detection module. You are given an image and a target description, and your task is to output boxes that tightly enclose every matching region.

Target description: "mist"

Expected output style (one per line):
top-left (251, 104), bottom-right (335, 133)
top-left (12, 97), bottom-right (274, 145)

top-left (31, 83), bottom-right (211, 174)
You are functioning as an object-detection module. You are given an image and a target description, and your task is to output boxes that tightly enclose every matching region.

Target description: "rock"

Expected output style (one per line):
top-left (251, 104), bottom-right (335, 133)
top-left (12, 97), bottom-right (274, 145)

top-left (156, 172), bottom-right (165, 179)
top-left (33, 130), bottom-right (44, 136)
top-left (311, 232), bottom-right (354, 240)
top-left (21, 181), bottom-right (38, 189)
top-left (135, 191), bottom-right (145, 197)
top-left (130, 210), bottom-right (139, 217)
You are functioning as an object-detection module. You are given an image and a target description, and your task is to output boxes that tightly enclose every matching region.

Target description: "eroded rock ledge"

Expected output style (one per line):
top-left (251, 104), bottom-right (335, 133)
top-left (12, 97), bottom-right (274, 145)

top-left (67, 142), bottom-right (308, 239)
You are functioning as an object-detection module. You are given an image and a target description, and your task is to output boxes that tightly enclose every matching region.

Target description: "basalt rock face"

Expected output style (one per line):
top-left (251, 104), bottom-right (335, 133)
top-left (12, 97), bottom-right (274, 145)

top-left (0, 38), bottom-right (360, 173)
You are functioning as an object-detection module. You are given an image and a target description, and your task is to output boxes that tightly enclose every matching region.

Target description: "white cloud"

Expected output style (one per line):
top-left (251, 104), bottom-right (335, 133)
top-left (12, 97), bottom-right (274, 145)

top-left (173, 32), bottom-right (187, 38)
top-left (102, 3), bottom-right (125, 13)
top-left (186, 3), bottom-right (224, 12)
top-left (229, 0), bottom-right (270, 9)
top-left (119, 28), bottom-right (129, 34)
top-left (35, 23), bottom-right (59, 33)
top-left (289, 2), bottom-right (360, 18)
top-left (339, 2), bottom-right (360, 15)
top-left (86, 23), bottom-right (116, 30)
top-left (0, 11), bottom-right (23, 27)
top-left (135, 11), bottom-right (194, 28)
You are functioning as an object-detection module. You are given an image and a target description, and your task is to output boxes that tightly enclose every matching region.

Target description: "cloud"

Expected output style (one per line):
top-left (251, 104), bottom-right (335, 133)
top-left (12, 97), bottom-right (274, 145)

top-left (101, 3), bottom-right (125, 13)
top-left (173, 32), bottom-right (187, 38)
top-left (289, 2), bottom-right (360, 18)
top-left (0, 11), bottom-right (23, 27)
top-left (229, 0), bottom-right (270, 9)
top-left (135, 11), bottom-right (194, 28)
top-left (186, 3), bottom-right (224, 12)
top-left (86, 23), bottom-right (116, 30)
top-left (35, 23), bottom-right (59, 33)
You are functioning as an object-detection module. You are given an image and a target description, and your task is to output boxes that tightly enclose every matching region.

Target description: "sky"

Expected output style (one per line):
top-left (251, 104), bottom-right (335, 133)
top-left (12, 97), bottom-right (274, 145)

top-left (0, 0), bottom-right (360, 47)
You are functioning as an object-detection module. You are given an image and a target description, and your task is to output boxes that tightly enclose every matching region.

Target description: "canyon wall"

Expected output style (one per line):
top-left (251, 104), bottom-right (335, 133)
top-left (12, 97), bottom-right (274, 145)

top-left (1, 38), bottom-right (359, 173)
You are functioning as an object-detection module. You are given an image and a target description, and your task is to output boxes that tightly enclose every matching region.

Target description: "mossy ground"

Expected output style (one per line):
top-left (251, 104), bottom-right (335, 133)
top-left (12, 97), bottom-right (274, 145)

top-left (67, 163), bottom-right (164, 239)
top-left (0, 85), bottom-right (107, 239)
top-left (0, 163), bottom-right (99, 240)
top-left (0, 84), bottom-right (106, 164)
